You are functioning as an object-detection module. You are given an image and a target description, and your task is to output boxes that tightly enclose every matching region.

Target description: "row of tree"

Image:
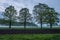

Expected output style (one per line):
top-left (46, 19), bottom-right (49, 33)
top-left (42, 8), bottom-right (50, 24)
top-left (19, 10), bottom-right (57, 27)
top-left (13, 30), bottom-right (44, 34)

top-left (2, 3), bottom-right (59, 29)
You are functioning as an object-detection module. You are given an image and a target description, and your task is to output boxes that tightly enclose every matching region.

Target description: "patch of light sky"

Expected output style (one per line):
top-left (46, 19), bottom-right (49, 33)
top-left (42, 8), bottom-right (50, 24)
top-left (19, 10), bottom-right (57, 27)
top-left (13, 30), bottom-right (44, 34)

top-left (0, 0), bottom-right (60, 17)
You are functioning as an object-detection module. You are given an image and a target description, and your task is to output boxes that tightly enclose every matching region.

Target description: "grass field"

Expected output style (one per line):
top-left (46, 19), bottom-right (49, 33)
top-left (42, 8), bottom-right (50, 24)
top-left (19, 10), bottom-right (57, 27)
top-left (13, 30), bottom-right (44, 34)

top-left (0, 34), bottom-right (60, 40)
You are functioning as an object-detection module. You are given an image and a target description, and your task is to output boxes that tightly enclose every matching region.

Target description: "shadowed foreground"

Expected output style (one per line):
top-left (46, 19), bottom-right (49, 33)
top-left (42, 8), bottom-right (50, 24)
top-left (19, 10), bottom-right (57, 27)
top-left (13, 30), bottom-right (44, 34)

top-left (0, 34), bottom-right (60, 40)
top-left (0, 29), bottom-right (60, 34)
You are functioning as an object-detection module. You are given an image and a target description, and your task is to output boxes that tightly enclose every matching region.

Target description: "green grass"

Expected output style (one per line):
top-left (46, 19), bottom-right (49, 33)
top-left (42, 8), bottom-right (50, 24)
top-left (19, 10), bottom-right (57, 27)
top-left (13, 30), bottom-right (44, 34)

top-left (0, 26), bottom-right (60, 30)
top-left (0, 34), bottom-right (60, 40)
top-left (0, 27), bottom-right (60, 30)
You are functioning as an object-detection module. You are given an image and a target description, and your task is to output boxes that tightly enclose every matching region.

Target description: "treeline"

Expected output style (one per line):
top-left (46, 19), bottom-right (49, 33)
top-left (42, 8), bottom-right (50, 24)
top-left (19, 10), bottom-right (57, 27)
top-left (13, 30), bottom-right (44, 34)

top-left (0, 3), bottom-right (60, 29)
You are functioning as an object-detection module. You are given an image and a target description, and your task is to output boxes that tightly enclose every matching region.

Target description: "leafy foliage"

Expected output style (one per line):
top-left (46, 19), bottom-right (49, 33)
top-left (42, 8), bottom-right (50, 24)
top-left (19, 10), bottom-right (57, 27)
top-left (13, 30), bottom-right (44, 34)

top-left (3, 5), bottom-right (17, 28)
top-left (44, 8), bottom-right (59, 28)
top-left (19, 8), bottom-right (32, 28)
top-left (33, 3), bottom-right (49, 28)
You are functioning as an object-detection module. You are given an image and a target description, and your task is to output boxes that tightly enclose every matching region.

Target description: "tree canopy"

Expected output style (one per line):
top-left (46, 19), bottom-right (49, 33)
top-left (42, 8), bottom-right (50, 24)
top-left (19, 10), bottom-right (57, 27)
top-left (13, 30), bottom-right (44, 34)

top-left (0, 3), bottom-right (59, 29)
top-left (3, 5), bottom-right (17, 29)
top-left (19, 8), bottom-right (32, 28)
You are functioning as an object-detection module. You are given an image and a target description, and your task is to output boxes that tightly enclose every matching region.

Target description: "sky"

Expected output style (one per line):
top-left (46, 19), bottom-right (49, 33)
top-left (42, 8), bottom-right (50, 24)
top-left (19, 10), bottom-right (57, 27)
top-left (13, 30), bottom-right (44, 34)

top-left (0, 0), bottom-right (60, 18)
top-left (0, 0), bottom-right (60, 12)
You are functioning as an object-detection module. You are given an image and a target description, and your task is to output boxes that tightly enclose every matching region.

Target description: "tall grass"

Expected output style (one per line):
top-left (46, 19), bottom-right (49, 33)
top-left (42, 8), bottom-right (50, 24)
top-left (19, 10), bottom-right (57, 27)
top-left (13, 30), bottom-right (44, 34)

top-left (0, 34), bottom-right (60, 40)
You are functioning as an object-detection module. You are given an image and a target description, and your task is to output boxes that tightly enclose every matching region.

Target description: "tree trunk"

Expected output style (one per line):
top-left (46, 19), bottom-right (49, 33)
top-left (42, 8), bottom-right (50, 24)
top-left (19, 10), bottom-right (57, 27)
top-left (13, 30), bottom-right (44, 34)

top-left (24, 22), bottom-right (26, 29)
top-left (41, 21), bottom-right (42, 29)
top-left (24, 18), bottom-right (26, 29)
top-left (50, 23), bottom-right (52, 29)
top-left (9, 19), bottom-right (11, 29)
top-left (40, 18), bottom-right (42, 29)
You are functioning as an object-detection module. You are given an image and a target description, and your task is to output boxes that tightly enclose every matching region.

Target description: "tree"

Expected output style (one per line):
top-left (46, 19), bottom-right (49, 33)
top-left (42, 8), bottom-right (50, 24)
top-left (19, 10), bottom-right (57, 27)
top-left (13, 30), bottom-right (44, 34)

top-left (0, 19), bottom-right (6, 24)
top-left (33, 3), bottom-right (49, 29)
top-left (45, 8), bottom-right (59, 28)
top-left (19, 8), bottom-right (32, 28)
top-left (3, 5), bottom-right (17, 29)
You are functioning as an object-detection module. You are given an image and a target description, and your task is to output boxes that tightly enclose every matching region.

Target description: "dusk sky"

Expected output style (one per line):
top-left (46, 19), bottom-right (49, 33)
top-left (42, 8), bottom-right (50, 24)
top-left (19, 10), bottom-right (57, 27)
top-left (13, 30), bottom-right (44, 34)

top-left (0, 0), bottom-right (60, 18)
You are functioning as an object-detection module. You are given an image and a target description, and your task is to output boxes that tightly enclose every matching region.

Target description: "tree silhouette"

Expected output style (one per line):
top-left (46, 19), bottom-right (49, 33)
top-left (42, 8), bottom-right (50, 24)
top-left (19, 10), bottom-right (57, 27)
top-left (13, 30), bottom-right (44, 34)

top-left (45, 8), bottom-right (59, 28)
top-left (33, 3), bottom-right (49, 29)
top-left (3, 5), bottom-right (17, 29)
top-left (19, 8), bottom-right (32, 28)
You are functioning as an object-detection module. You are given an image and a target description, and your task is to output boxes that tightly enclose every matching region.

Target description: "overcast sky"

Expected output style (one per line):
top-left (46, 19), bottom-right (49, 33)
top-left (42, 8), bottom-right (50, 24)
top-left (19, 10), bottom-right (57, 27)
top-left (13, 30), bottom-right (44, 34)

top-left (0, 0), bottom-right (60, 17)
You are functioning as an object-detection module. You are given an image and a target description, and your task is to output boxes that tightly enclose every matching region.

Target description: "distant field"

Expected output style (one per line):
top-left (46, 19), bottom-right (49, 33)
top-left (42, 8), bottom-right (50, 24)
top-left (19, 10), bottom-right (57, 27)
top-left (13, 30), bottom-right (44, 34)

top-left (0, 26), bottom-right (60, 29)
top-left (0, 34), bottom-right (60, 40)
top-left (0, 26), bottom-right (38, 29)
